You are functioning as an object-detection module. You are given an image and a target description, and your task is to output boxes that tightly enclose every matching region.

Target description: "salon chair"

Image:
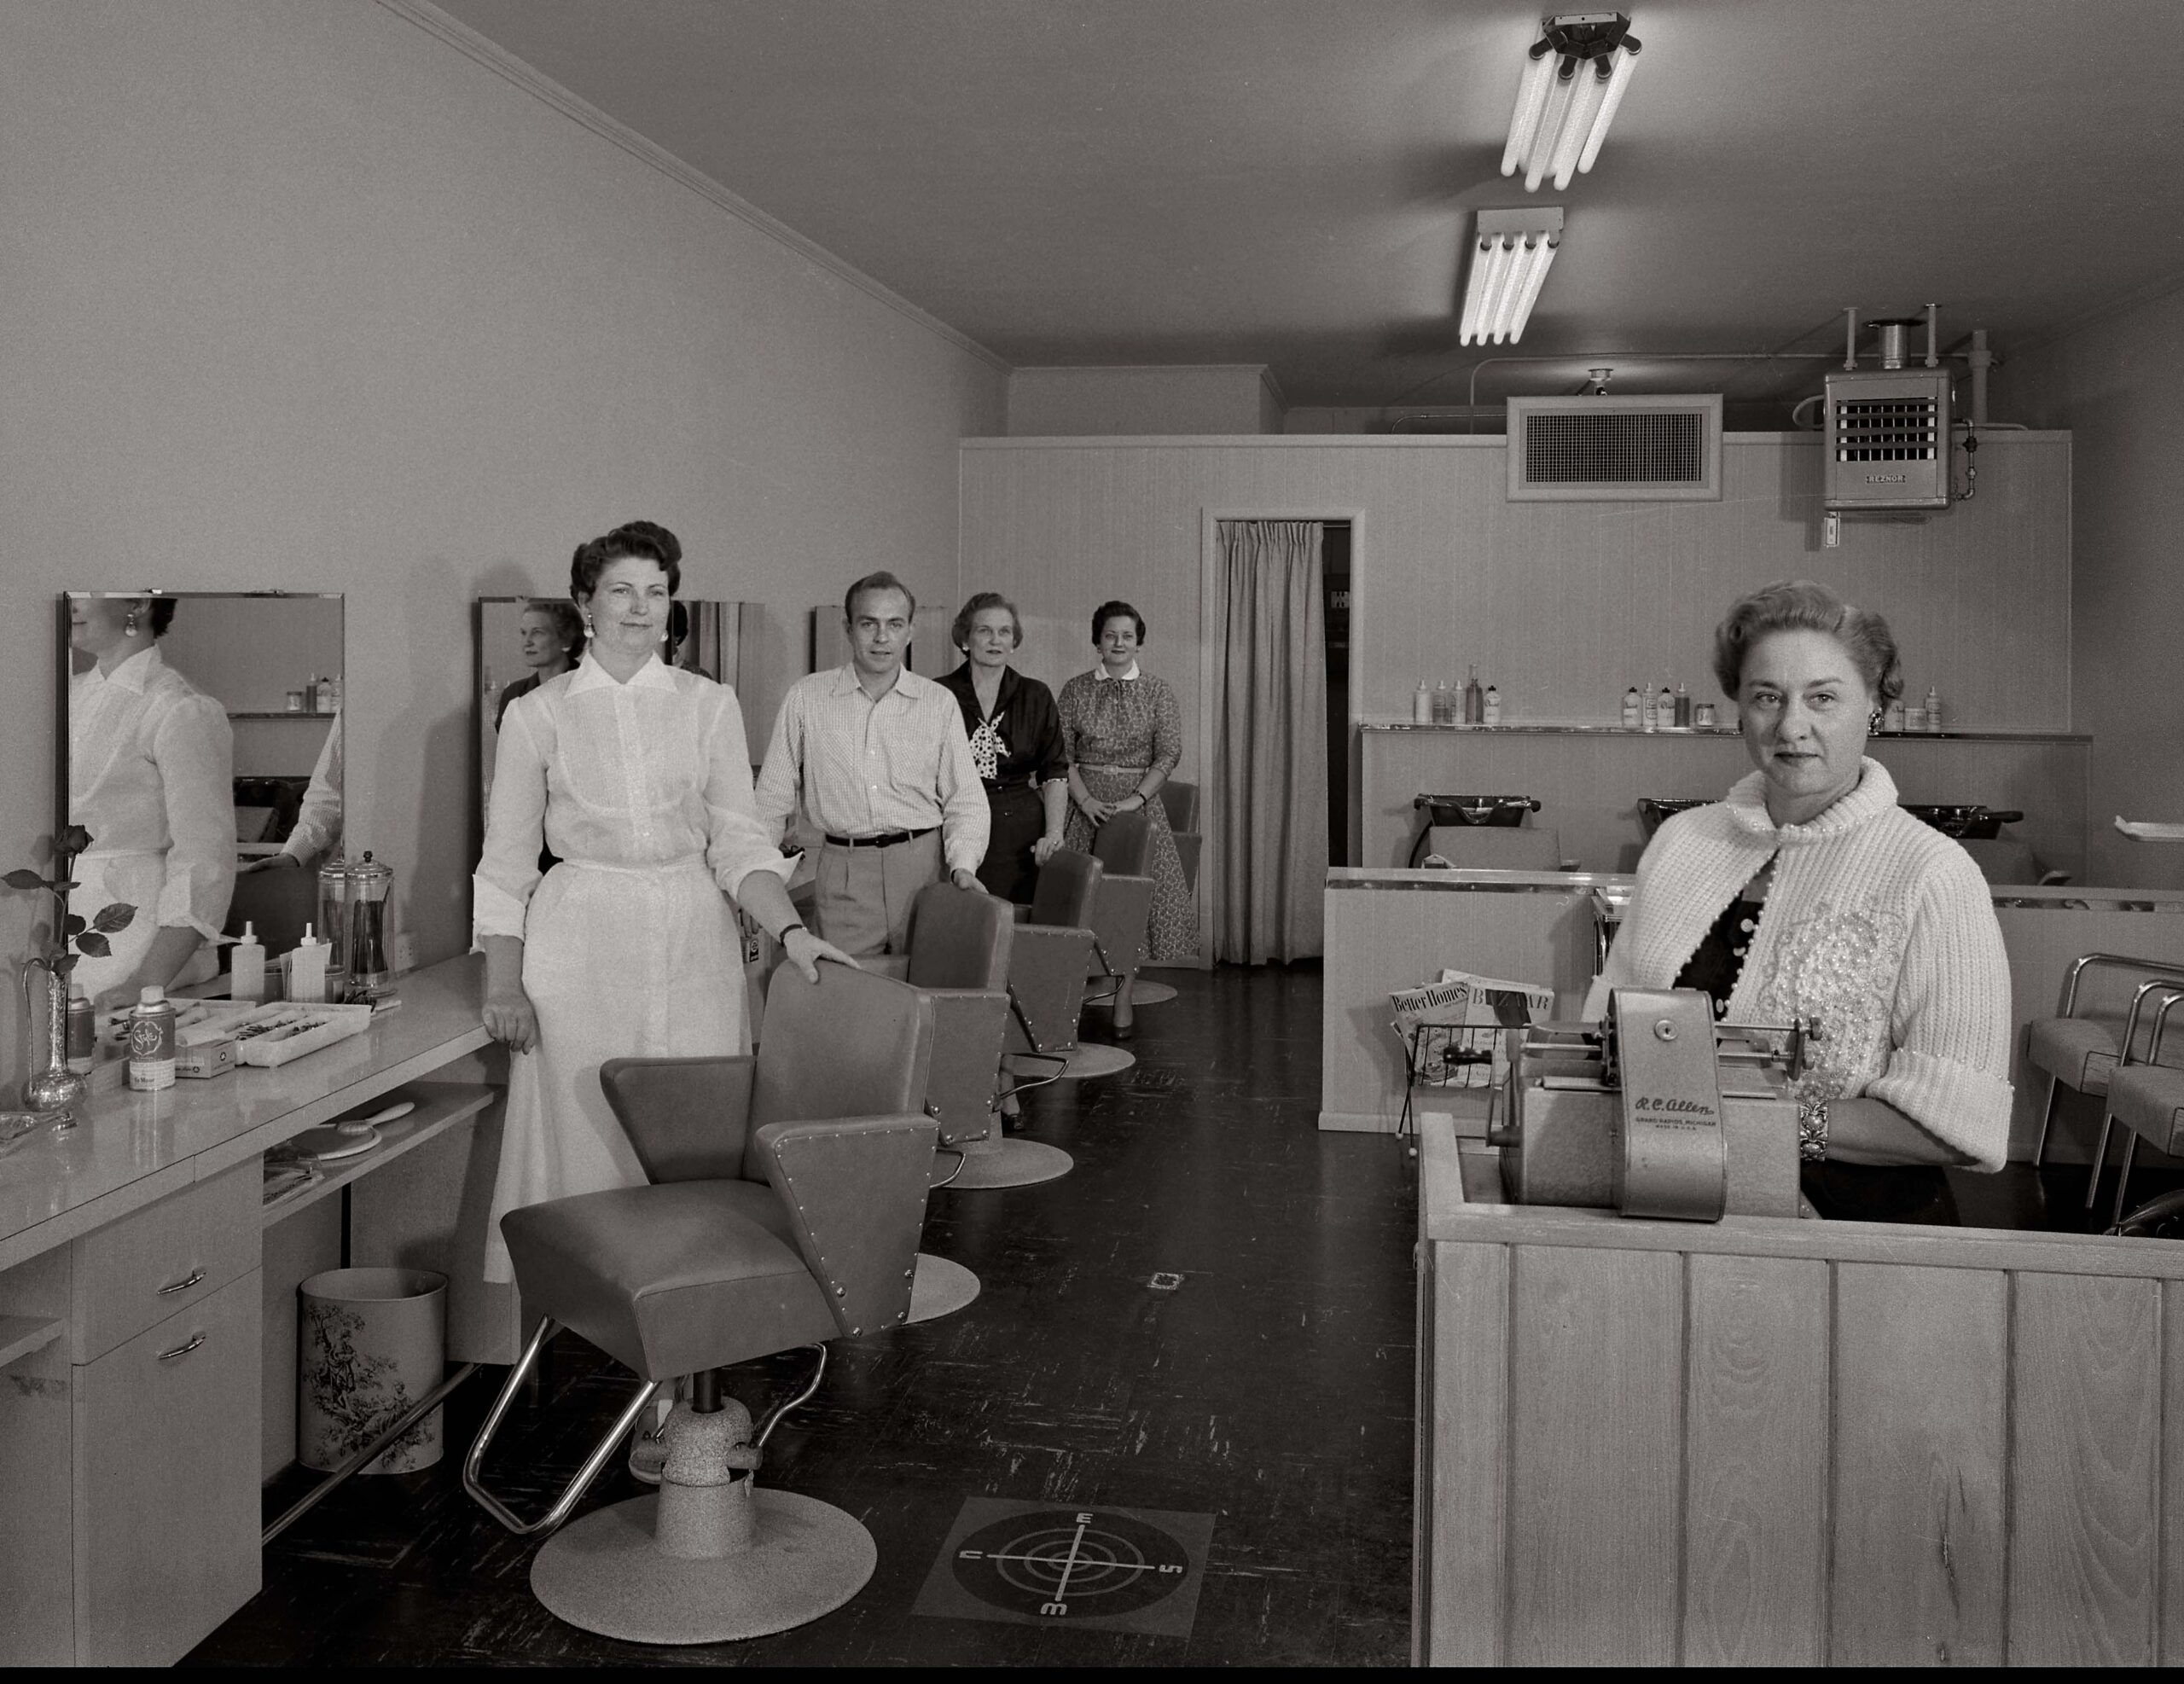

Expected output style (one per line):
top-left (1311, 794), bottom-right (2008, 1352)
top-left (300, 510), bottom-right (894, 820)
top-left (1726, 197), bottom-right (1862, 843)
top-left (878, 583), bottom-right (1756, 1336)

top-left (1956, 836), bottom-right (2071, 886)
top-left (1002, 849), bottom-right (1107, 1095)
top-left (2084, 982), bottom-right (2184, 1226)
top-left (1077, 811), bottom-right (1157, 1061)
top-left (462, 962), bottom-right (937, 1646)
top-left (868, 881), bottom-right (1063, 1188)
top-left (1420, 826), bottom-right (1564, 872)
top-left (2026, 954), bottom-right (2184, 1170)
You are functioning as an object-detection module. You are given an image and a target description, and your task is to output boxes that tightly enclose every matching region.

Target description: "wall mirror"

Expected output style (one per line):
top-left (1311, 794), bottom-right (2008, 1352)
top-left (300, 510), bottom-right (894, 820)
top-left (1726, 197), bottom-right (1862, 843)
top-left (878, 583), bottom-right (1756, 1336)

top-left (60, 591), bottom-right (344, 984)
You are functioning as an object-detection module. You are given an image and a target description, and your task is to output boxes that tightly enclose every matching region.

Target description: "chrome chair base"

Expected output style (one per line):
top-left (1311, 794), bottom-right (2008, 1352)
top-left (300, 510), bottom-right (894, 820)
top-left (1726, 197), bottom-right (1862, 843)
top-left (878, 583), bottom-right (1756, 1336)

top-left (947, 1136), bottom-right (1073, 1189)
top-left (907, 1253), bottom-right (981, 1323)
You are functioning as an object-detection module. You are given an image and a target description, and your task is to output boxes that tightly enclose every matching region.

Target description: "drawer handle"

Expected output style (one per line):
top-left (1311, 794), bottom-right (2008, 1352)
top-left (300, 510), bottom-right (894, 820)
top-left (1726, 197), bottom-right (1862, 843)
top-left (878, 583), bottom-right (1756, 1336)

top-left (156, 1268), bottom-right (206, 1298)
top-left (157, 1332), bottom-right (206, 1362)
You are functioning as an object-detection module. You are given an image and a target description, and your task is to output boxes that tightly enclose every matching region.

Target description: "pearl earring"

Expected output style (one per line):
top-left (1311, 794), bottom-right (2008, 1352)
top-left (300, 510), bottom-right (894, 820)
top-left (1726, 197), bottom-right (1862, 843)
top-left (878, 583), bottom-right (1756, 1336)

top-left (123, 608), bottom-right (140, 636)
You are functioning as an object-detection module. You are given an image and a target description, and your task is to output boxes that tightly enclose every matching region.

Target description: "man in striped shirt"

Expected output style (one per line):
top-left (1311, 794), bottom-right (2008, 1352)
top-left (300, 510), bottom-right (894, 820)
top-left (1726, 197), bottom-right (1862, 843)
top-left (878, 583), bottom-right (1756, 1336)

top-left (755, 572), bottom-right (990, 957)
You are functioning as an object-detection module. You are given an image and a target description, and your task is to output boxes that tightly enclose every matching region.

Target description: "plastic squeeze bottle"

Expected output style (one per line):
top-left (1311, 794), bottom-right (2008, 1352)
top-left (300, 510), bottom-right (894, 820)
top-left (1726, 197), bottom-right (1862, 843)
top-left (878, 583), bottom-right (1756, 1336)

top-left (128, 986), bottom-right (178, 1092)
top-left (1673, 681), bottom-right (1692, 728)
top-left (231, 921), bottom-right (267, 1003)
top-left (1413, 679), bottom-right (1432, 724)
top-left (288, 925), bottom-right (330, 1006)
top-left (1622, 686), bottom-right (1642, 729)
top-left (1482, 684), bottom-right (1502, 726)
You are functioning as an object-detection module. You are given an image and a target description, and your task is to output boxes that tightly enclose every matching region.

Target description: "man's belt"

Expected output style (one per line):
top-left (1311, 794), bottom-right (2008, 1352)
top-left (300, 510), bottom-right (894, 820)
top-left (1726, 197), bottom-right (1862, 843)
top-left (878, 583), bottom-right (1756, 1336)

top-left (822, 827), bottom-right (938, 850)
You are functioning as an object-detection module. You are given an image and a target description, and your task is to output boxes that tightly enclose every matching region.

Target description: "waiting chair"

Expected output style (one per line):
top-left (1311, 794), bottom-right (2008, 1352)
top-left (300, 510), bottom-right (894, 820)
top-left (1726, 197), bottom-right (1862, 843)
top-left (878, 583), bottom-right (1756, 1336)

top-left (462, 963), bottom-right (938, 1646)
top-left (2028, 954), bottom-right (2184, 1168)
top-left (1004, 849), bottom-right (1102, 1067)
top-left (2087, 983), bottom-right (2184, 1226)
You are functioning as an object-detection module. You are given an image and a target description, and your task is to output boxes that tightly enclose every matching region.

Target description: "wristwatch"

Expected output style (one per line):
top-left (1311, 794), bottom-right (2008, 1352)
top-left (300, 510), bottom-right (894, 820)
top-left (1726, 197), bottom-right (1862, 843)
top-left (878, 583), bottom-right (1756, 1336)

top-left (775, 921), bottom-right (807, 944)
top-left (1797, 1096), bottom-right (1830, 1163)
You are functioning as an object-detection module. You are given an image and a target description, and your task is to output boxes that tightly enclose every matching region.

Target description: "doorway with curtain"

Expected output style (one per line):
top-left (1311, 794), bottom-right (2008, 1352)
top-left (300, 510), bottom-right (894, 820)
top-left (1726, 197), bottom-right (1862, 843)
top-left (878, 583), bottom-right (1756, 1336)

top-left (1206, 517), bottom-right (1335, 965)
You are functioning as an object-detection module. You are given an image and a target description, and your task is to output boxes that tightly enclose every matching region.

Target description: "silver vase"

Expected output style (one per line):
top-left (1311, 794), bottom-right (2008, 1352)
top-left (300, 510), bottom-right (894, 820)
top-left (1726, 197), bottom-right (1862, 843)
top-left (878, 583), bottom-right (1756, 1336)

top-left (22, 961), bottom-right (85, 1125)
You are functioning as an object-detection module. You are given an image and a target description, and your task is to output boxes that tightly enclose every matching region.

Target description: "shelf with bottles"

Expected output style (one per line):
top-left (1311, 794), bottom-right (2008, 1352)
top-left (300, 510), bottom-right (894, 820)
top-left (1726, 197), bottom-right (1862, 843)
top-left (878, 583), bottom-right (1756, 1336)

top-left (1363, 721), bottom-right (2088, 741)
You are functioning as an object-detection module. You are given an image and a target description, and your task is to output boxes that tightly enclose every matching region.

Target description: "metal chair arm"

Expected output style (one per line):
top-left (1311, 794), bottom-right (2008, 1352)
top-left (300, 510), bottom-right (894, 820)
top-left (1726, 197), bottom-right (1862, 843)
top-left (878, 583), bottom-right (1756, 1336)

top-left (2061, 953), bottom-right (2184, 1017)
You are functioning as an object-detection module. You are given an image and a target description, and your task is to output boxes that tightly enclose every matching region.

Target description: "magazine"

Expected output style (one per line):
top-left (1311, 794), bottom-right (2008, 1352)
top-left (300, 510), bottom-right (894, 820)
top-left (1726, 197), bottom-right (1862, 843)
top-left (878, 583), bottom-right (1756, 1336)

top-left (1391, 969), bottom-right (1555, 1089)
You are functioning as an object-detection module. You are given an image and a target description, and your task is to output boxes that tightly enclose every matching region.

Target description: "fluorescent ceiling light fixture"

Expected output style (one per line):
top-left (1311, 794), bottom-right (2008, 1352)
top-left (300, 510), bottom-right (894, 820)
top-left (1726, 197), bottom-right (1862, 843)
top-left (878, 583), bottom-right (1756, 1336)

top-left (1460, 209), bottom-right (1563, 345)
top-left (1502, 13), bottom-right (1641, 192)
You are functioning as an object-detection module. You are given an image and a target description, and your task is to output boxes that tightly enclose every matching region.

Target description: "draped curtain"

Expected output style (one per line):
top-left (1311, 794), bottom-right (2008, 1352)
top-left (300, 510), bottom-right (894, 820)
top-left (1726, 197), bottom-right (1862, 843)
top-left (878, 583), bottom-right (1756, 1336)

top-left (1211, 520), bottom-right (1327, 964)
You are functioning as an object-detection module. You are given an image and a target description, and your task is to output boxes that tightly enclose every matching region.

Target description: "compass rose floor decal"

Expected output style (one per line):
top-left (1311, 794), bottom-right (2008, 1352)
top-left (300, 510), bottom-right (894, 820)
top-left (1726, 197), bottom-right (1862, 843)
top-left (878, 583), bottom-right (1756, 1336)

top-left (913, 1498), bottom-right (1215, 1637)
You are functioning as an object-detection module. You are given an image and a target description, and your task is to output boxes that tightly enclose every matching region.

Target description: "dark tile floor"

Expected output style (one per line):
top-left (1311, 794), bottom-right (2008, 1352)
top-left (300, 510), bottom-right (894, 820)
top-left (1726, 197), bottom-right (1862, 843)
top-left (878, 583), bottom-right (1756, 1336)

top-left (190, 961), bottom-right (1420, 1667)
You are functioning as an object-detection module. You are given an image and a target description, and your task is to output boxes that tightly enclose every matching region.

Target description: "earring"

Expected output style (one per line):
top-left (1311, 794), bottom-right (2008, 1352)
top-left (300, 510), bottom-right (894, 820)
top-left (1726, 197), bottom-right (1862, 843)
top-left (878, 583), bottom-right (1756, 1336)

top-left (1868, 706), bottom-right (1885, 732)
top-left (123, 607), bottom-right (140, 636)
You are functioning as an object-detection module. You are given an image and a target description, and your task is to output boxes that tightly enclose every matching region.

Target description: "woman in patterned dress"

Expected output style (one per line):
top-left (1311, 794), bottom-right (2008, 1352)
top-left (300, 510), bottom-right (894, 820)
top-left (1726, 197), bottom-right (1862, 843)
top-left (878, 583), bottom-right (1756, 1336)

top-left (938, 592), bottom-right (1068, 903)
top-left (1058, 599), bottom-right (1197, 1031)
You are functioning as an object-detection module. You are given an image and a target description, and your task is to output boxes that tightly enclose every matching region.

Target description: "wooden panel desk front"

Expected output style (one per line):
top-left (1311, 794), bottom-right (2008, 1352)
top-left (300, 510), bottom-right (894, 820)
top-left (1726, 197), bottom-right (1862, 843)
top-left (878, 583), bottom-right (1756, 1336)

top-left (1415, 1114), bottom-right (2184, 1666)
top-left (0, 955), bottom-right (504, 1666)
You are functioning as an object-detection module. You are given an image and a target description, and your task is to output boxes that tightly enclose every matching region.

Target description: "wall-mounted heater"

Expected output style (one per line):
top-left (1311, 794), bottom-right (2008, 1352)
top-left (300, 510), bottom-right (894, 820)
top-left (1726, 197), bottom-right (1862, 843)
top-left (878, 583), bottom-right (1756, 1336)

top-left (1824, 310), bottom-right (1953, 511)
top-left (1506, 393), bottom-right (1722, 502)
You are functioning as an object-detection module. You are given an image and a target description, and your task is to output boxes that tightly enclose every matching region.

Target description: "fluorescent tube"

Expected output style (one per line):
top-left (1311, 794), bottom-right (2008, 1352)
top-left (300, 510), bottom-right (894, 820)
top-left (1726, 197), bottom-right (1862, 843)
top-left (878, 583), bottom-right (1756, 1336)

top-left (1548, 57), bottom-right (1612, 189)
top-left (1500, 44), bottom-right (1556, 177)
top-left (1524, 58), bottom-right (1578, 191)
top-left (1577, 44), bottom-right (1639, 174)
top-left (1498, 235), bottom-right (1560, 343)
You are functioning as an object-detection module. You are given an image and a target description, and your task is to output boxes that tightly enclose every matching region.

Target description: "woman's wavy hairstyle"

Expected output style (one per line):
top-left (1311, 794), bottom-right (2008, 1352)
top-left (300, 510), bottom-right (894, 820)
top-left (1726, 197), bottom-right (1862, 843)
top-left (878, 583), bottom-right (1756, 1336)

top-left (1090, 599), bottom-right (1147, 645)
top-left (1711, 579), bottom-right (1902, 706)
top-left (952, 590), bottom-right (1022, 652)
top-left (521, 597), bottom-right (586, 664)
top-left (570, 520), bottom-right (682, 601)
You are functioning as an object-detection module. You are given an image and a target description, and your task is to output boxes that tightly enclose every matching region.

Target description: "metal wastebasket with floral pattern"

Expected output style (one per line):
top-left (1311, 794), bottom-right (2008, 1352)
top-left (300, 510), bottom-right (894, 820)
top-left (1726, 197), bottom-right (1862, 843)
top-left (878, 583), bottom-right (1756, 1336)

top-left (298, 1267), bottom-right (448, 1474)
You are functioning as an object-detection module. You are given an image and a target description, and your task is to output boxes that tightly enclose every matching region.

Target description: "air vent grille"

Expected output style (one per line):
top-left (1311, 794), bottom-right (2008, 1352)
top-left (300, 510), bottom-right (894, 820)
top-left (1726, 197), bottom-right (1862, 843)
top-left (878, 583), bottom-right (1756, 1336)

top-left (1524, 411), bottom-right (1705, 484)
top-left (1506, 396), bottom-right (1723, 502)
top-left (1833, 398), bottom-right (1939, 462)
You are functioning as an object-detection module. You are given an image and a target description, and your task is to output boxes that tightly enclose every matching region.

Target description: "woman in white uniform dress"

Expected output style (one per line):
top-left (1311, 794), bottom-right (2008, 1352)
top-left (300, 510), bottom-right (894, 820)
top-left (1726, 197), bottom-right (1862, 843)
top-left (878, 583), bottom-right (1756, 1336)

top-left (473, 522), bottom-right (851, 1281)
top-left (67, 595), bottom-right (235, 1007)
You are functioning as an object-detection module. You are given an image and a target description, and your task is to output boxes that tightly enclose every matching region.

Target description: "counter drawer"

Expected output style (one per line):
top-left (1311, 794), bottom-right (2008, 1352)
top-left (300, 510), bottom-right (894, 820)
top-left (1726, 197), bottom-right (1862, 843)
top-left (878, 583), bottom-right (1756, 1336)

top-left (73, 1268), bottom-right (262, 1666)
top-left (72, 1161), bottom-right (258, 1363)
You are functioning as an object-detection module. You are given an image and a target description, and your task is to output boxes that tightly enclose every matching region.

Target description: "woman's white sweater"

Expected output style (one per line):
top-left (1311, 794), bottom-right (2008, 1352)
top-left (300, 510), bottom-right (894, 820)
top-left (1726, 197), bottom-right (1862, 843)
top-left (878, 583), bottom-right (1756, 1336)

top-left (1587, 758), bottom-right (2013, 1169)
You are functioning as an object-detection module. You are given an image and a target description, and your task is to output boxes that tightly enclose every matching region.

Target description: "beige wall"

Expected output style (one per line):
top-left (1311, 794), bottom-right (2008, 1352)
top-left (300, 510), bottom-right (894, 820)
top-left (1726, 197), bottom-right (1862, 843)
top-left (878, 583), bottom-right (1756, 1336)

top-left (1007, 365), bottom-right (1284, 435)
top-left (2000, 286), bottom-right (2184, 891)
top-left (1, 1), bottom-right (1005, 1088)
top-left (961, 432), bottom-right (2071, 943)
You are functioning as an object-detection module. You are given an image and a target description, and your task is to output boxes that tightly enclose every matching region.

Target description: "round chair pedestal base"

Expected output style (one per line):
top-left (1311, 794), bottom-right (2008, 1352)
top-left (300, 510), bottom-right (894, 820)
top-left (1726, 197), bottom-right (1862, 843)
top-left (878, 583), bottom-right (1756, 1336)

top-left (906, 1253), bottom-right (980, 1323)
top-left (1129, 980), bottom-right (1178, 1006)
top-left (1060, 1042), bottom-right (1136, 1080)
top-left (531, 1488), bottom-right (874, 1644)
top-left (950, 1138), bottom-right (1072, 1189)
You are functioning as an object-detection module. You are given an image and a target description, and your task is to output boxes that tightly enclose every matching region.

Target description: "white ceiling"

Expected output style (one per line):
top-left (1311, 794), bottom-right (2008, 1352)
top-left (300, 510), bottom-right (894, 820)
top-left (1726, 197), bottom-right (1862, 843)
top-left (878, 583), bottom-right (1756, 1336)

top-left (434, 0), bottom-right (2184, 415)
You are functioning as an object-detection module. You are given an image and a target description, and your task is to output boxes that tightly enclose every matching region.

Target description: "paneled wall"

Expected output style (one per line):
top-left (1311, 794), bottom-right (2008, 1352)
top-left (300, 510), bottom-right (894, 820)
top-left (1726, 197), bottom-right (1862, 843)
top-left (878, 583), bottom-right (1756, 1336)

top-left (961, 433), bottom-right (2071, 920)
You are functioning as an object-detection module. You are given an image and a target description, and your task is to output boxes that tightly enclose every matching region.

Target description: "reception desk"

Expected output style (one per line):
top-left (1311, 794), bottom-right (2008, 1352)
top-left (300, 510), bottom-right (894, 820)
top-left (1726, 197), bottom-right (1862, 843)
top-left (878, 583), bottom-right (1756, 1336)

top-left (1414, 1113), bottom-right (2184, 1665)
top-left (1326, 868), bottom-right (2184, 1163)
top-left (0, 955), bottom-right (508, 1666)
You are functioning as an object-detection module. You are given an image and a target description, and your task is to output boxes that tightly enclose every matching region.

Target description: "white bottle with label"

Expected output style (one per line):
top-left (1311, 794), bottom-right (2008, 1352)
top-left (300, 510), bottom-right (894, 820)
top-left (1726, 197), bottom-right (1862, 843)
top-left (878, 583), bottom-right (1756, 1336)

top-left (317, 673), bottom-right (338, 713)
top-left (1653, 683), bottom-right (1676, 731)
top-left (231, 920), bottom-right (267, 1003)
top-left (288, 924), bottom-right (330, 1005)
top-left (1413, 679), bottom-right (1432, 723)
top-left (1925, 686), bottom-right (1943, 733)
top-left (127, 986), bottom-right (177, 1092)
top-left (1482, 684), bottom-right (1502, 726)
top-left (1621, 686), bottom-right (1642, 729)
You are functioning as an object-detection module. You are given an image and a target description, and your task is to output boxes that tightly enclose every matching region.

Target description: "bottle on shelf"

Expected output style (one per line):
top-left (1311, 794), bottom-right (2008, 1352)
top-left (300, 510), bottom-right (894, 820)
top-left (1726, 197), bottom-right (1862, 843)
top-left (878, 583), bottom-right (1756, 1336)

top-left (1672, 681), bottom-right (1692, 729)
top-left (1431, 679), bottom-right (1455, 725)
top-left (1621, 685), bottom-right (1642, 729)
top-left (1413, 678), bottom-right (1432, 724)
top-left (66, 984), bottom-right (96, 1076)
top-left (1925, 686), bottom-right (1943, 733)
top-left (288, 924), bottom-right (330, 1006)
top-left (1482, 684), bottom-right (1502, 726)
top-left (1653, 682), bottom-right (1676, 731)
top-left (1462, 665), bottom-right (1484, 724)
top-left (317, 672), bottom-right (339, 713)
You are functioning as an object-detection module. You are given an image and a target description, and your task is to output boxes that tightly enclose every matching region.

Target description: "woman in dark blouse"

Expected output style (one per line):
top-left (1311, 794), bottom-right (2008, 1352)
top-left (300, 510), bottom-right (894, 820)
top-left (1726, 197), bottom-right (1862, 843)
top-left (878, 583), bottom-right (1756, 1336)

top-left (939, 592), bottom-right (1068, 903)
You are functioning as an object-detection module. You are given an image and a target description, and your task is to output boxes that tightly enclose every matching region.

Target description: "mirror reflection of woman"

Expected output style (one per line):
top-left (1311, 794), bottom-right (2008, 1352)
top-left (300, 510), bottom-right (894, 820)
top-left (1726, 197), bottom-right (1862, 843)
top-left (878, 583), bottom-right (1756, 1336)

top-left (67, 595), bottom-right (236, 1009)
top-left (494, 600), bottom-right (585, 731)
top-left (472, 522), bottom-right (856, 1284)
top-left (938, 593), bottom-right (1067, 903)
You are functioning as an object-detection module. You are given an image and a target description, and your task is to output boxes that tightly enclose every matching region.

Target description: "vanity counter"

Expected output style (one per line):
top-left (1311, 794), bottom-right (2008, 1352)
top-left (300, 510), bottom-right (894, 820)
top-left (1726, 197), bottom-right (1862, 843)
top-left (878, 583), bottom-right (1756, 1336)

top-left (0, 954), bottom-right (490, 1273)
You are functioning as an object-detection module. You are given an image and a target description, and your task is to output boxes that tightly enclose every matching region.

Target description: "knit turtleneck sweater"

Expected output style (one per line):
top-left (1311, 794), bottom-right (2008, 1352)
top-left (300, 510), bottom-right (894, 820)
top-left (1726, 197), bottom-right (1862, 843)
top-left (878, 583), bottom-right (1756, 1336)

top-left (1585, 758), bottom-right (2013, 1170)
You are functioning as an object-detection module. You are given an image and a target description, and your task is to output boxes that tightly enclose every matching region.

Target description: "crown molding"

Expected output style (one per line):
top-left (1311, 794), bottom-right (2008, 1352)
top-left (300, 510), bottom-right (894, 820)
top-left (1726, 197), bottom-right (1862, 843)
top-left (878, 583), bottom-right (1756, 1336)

top-left (376, 0), bottom-right (1012, 375)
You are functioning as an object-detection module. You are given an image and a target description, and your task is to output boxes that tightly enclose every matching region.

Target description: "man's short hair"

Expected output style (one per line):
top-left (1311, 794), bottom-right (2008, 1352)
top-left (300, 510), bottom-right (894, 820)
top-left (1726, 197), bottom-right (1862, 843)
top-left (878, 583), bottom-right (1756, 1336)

top-left (844, 571), bottom-right (916, 623)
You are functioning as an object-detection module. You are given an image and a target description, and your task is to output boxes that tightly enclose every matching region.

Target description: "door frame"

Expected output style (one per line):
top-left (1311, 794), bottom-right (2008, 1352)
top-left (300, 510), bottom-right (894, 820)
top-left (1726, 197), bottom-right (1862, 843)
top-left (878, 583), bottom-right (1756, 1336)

top-left (1196, 507), bottom-right (1368, 966)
